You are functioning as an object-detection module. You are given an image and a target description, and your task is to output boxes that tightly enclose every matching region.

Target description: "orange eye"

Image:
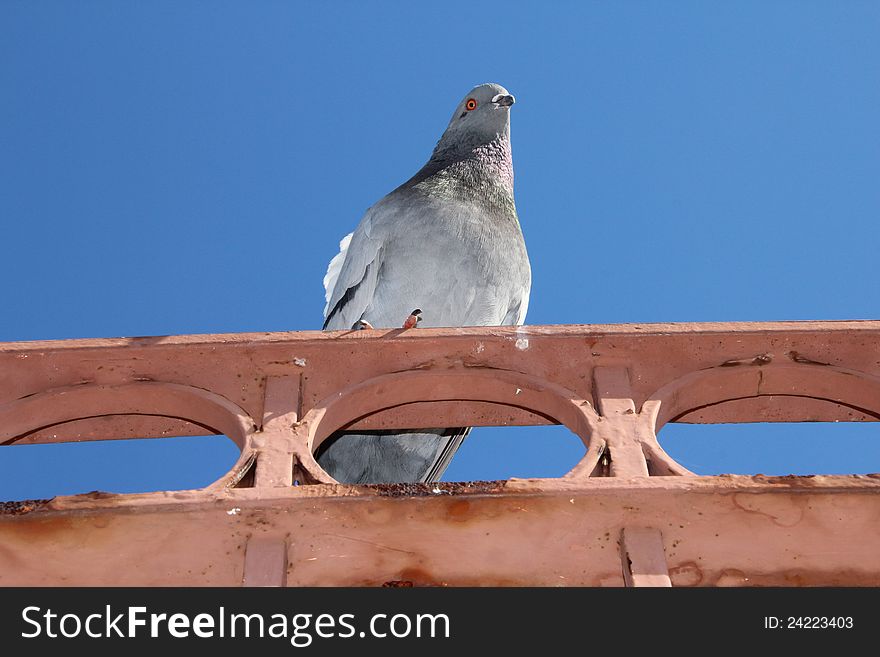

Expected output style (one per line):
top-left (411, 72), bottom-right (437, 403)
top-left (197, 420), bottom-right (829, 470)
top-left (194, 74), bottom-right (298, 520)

top-left (465, 98), bottom-right (477, 111)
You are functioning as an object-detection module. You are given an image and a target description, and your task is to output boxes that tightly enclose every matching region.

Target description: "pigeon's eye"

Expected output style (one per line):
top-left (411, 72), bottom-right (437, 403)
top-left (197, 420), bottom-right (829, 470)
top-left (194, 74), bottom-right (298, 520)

top-left (465, 98), bottom-right (478, 111)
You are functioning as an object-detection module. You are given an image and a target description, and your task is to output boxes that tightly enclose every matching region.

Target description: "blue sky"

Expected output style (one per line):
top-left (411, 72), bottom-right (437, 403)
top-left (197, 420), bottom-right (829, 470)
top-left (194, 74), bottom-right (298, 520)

top-left (1, 2), bottom-right (878, 499)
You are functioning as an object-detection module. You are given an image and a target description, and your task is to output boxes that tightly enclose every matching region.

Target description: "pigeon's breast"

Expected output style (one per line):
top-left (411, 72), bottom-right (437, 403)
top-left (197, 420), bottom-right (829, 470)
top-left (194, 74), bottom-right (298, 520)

top-left (363, 192), bottom-right (529, 329)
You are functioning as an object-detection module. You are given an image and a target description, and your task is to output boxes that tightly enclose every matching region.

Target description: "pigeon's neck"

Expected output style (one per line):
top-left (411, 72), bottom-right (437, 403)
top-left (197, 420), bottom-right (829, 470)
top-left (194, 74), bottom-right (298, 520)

top-left (405, 135), bottom-right (515, 210)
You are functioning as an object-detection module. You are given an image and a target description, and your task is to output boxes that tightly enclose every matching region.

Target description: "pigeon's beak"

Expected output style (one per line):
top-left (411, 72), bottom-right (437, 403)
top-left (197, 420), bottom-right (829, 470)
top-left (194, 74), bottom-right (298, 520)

top-left (492, 94), bottom-right (516, 107)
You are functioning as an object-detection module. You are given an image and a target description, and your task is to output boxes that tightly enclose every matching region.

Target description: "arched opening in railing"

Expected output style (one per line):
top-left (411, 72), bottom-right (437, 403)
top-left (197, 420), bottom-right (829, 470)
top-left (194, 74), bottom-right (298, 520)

top-left (442, 425), bottom-right (588, 481)
top-left (297, 368), bottom-right (602, 483)
top-left (643, 363), bottom-right (880, 476)
top-left (0, 382), bottom-right (258, 499)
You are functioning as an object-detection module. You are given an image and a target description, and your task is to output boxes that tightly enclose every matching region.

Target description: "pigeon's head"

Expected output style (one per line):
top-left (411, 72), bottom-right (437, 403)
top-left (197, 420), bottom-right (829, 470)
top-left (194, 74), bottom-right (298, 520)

top-left (438, 83), bottom-right (515, 149)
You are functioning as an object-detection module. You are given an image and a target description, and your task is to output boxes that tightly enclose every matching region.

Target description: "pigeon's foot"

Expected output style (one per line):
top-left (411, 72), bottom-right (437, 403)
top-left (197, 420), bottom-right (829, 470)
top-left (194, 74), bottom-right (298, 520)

top-left (402, 309), bottom-right (422, 329)
top-left (353, 319), bottom-right (375, 330)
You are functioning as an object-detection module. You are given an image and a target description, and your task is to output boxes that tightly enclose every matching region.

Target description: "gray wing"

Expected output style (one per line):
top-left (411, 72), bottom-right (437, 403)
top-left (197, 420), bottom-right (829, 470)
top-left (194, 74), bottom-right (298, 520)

top-left (322, 206), bottom-right (384, 330)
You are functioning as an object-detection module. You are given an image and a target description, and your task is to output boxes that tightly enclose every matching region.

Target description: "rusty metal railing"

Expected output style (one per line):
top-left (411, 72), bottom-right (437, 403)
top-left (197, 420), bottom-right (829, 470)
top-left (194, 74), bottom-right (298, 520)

top-left (1, 321), bottom-right (879, 586)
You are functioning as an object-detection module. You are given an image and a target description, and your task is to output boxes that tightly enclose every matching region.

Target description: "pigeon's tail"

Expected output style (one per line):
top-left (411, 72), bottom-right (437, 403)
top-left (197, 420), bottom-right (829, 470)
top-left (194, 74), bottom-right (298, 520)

top-left (315, 428), bottom-right (470, 484)
top-left (422, 427), bottom-right (470, 483)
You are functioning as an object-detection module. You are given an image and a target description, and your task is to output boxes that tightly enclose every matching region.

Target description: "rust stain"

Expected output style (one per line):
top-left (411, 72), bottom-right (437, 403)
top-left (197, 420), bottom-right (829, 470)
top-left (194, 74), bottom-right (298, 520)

top-left (445, 500), bottom-right (472, 521)
top-left (0, 499), bottom-right (52, 515)
top-left (360, 568), bottom-right (531, 588)
top-left (78, 490), bottom-right (119, 500)
top-left (1, 515), bottom-right (82, 540)
top-left (397, 566), bottom-right (438, 586)
top-left (369, 480), bottom-right (506, 498)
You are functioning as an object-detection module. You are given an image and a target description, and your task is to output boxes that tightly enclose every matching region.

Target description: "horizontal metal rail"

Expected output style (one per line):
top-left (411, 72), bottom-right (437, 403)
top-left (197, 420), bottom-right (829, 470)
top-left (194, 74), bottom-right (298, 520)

top-left (1, 321), bottom-right (878, 585)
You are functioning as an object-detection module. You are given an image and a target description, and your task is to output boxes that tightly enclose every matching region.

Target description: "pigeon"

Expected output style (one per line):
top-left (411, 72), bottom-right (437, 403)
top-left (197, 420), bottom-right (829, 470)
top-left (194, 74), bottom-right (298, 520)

top-left (317, 83), bottom-right (531, 484)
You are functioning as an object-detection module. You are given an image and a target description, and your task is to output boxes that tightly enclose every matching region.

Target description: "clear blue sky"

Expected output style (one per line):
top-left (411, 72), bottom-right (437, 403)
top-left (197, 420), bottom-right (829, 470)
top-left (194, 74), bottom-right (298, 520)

top-left (2, 2), bottom-right (879, 499)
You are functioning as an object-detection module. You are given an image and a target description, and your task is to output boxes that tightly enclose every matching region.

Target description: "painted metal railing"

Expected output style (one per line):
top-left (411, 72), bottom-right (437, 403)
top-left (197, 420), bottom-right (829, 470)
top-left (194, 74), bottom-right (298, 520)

top-left (1, 321), bottom-right (878, 586)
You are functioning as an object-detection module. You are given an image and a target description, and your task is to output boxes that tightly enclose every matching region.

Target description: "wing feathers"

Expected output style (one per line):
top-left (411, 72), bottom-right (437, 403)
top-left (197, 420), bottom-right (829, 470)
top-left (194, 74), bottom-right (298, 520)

top-left (322, 232), bottom-right (353, 318)
top-left (323, 259), bottom-right (376, 329)
top-left (322, 208), bottom-right (384, 330)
